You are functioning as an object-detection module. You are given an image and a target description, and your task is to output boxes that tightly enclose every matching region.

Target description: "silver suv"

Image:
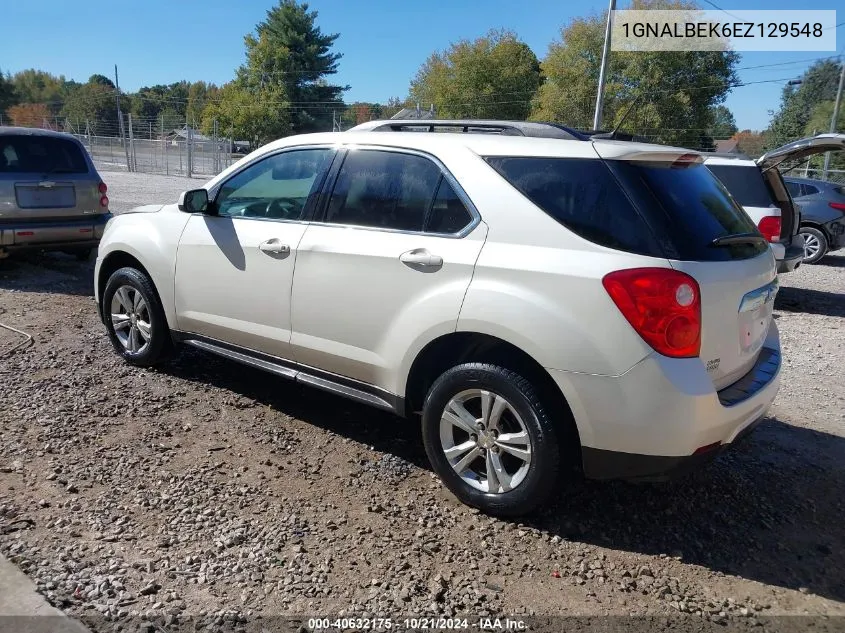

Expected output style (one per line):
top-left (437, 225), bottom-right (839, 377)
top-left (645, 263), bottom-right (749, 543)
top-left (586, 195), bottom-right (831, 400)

top-left (0, 127), bottom-right (111, 260)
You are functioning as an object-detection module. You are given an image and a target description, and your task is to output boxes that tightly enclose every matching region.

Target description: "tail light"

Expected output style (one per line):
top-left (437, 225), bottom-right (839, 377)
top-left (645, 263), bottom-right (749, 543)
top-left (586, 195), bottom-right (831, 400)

top-left (757, 216), bottom-right (781, 242)
top-left (99, 195), bottom-right (109, 208)
top-left (829, 202), bottom-right (845, 213)
top-left (602, 268), bottom-right (701, 358)
top-left (98, 182), bottom-right (108, 194)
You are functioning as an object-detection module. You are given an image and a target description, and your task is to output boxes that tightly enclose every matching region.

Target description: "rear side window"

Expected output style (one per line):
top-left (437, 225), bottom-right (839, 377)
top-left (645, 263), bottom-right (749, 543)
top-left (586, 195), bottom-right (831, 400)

top-left (426, 179), bottom-right (474, 234)
top-left (609, 160), bottom-right (767, 261)
top-left (484, 157), bottom-right (663, 256)
top-left (706, 164), bottom-right (773, 208)
top-left (802, 184), bottom-right (819, 196)
top-left (0, 135), bottom-right (88, 174)
top-left (325, 150), bottom-right (441, 231)
top-left (784, 180), bottom-right (803, 198)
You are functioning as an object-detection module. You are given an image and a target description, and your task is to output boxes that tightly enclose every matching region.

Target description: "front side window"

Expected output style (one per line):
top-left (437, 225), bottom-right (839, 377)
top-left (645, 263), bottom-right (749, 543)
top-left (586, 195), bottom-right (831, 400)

top-left (214, 148), bottom-right (332, 220)
top-left (324, 150), bottom-right (442, 231)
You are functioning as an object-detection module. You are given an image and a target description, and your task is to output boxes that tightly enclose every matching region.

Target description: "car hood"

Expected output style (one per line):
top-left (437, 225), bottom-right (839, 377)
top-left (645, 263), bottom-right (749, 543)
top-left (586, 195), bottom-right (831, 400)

top-left (757, 133), bottom-right (845, 170)
top-left (121, 204), bottom-right (165, 215)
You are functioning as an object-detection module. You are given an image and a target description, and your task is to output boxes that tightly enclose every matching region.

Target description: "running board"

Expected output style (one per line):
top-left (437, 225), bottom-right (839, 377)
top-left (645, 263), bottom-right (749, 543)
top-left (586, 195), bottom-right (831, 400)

top-left (181, 337), bottom-right (401, 414)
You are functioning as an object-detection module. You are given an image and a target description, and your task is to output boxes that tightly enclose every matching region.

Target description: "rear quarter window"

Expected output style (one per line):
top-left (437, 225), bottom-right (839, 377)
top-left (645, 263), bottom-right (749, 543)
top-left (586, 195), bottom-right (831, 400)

top-left (0, 135), bottom-right (89, 174)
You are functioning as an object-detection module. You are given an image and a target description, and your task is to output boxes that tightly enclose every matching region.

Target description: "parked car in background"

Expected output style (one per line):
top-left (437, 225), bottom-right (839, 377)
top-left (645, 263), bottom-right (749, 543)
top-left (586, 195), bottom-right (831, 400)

top-left (95, 119), bottom-right (783, 516)
top-left (0, 127), bottom-right (110, 260)
top-left (704, 134), bottom-right (845, 273)
top-left (783, 175), bottom-right (845, 264)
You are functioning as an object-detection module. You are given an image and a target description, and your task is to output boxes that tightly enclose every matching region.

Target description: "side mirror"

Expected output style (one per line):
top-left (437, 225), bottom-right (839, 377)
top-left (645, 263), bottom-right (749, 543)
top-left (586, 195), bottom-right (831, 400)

top-left (177, 188), bottom-right (209, 213)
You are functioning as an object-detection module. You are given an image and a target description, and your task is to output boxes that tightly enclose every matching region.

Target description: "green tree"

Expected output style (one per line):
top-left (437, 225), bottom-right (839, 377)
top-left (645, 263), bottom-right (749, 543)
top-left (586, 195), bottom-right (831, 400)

top-left (187, 81), bottom-right (219, 126)
top-left (252, 0), bottom-right (347, 133)
top-left (409, 30), bottom-right (541, 120)
top-left (708, 105), bottom-right (738, 139)
top-left (767, 60), bottom-right (842, 149)
top-left (0, 69), bottom-right (17, 119)
top-left (201, 31), bottom-right (291, 146)
top-left (60, 76), bottom-right (119, 135)
top-left (531, 0), bottom-right (738, 148)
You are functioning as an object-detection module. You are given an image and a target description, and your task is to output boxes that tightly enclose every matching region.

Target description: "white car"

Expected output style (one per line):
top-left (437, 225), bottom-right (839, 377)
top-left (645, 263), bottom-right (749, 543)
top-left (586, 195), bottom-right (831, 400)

top-left (95, 120), bottom-right (782, 516)
top-left (703, 134), bottom-right (845, 274)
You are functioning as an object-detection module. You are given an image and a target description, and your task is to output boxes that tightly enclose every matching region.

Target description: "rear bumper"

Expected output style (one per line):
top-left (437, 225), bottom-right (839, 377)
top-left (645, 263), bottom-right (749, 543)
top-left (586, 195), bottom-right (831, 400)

top-left (548, 322), bottom-right (781, 481)
top-left (777, 239), bottom-right (805, 273)
top-left (0, 214), bottom-right (111, 250)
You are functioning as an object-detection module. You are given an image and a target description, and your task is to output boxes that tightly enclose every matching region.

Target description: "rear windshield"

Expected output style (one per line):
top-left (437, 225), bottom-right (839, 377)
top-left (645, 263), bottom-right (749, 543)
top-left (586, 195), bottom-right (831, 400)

top-left (706, 164), bottom-right (774, 209)
top-left (0, 135), bottom-right (89, 174)
top-left (486, 156), bottom-right (767, 262)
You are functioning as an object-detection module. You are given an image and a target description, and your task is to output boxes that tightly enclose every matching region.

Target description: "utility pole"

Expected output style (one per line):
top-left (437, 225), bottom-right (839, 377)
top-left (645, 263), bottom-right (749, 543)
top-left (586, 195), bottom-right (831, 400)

top-left (822, 58), bottom-right (845, 181)
top-left (593, 0), bottom-right (616, 131)
top-left (115, 65), bottom-right (131, 171)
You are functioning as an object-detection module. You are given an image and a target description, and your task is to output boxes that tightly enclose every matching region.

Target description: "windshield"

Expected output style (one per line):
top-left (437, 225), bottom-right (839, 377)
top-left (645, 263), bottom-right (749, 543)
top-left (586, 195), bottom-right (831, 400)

top-left (706, 164), bottom-right (774, 209)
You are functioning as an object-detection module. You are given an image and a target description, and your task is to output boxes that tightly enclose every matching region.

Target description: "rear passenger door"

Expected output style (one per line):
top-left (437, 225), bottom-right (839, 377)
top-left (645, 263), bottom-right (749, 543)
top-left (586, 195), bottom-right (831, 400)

top-left (289, 147), bottom-right (487, 391)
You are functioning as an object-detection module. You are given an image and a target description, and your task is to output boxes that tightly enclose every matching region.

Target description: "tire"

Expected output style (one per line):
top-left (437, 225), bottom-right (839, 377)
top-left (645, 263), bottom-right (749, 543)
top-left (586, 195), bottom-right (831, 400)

top-left (102, 266), bottom-right (172, 366)
top-left (799, 226), bottom-right (828, 264)
top-left (421, 363), bottom-right (561, 517)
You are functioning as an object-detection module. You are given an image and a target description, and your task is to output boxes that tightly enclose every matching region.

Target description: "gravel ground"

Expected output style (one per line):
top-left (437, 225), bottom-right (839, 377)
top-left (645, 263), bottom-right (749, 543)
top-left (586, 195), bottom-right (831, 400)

top-left (102, 171), bottom-right (205, 214)
top-left (0, 184), bottom-right (843, 630)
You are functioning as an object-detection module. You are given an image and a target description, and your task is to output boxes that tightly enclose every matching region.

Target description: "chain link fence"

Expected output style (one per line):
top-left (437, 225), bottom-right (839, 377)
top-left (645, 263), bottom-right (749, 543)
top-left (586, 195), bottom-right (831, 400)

top-left (73, 130), bottom-right (238, 178)
top-left (788, 168), bottom-right (845, 186)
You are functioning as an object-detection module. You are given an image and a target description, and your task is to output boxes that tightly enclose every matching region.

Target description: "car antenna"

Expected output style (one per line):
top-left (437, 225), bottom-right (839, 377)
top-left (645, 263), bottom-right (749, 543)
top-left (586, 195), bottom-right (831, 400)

top-left (591, 93), bottom-right (642, 140)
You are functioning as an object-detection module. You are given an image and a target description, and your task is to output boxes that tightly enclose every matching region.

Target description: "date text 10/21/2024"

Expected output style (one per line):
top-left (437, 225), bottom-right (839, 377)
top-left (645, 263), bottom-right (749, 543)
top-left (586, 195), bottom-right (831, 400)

top-left (306, 617), bottom-right (528, 631)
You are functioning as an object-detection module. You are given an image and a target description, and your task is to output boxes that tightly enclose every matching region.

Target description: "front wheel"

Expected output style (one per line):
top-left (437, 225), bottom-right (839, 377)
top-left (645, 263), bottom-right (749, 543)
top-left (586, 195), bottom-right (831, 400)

top-left (421, 363), bottom-right (561, 517)
top-left (799, 226), bottom-right (828, 264)
top-left (102, 267), bottom-right (172, 366)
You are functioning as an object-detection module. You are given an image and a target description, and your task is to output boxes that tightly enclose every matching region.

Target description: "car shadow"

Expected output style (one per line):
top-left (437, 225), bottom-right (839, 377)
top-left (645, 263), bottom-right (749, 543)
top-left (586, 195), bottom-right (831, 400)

top-left (159, 346), bottom-right (845, 603)
top-left (818, 254), bottom-right (845, 269)
top-left (775, 285), bottom-right (845, 318)
top-left (0, 252), bottom-right (94, 297)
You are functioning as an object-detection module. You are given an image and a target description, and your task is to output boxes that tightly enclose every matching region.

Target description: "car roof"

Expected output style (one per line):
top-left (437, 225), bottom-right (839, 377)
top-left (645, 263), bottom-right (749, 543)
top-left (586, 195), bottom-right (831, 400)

top-left (0, 126), bottom-right (78, 139)
top-left (261, 130), bottom-right (698, 161)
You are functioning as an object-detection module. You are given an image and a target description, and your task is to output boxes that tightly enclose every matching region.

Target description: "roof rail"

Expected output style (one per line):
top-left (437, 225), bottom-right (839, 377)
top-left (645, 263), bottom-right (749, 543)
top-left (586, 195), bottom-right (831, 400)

top-left (348, 119), bottom-right (589, 141)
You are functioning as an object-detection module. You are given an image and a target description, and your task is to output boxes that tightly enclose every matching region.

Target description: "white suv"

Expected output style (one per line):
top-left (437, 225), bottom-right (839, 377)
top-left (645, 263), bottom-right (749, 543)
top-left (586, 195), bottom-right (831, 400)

top-left (95, 120), bottom-right (782, 516)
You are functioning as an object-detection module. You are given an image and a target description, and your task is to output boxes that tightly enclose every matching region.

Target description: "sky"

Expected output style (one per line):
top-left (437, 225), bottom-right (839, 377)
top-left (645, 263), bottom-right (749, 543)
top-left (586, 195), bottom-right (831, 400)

top-left (1, 0), bottom-right (841, 131)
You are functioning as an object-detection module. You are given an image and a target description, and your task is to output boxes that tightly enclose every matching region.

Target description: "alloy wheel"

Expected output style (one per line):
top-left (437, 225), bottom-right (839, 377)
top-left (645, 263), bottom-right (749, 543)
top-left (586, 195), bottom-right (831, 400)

top-left (110, 285), bottom-right (151, 354)
top-left (439, 389), bottom-right (532, 494)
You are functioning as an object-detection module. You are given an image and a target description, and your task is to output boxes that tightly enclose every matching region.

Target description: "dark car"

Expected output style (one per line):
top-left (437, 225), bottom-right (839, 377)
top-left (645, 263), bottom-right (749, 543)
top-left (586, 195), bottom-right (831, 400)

top-left (0, 127), bottom-right (111, 260)
top-left (782, 176), bottom-right (845, 263)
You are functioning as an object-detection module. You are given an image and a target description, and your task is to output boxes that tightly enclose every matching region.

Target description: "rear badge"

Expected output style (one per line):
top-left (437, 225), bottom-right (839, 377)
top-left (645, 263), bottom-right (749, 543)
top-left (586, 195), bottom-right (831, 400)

top-left (706, 358), bottom-right (720, 373)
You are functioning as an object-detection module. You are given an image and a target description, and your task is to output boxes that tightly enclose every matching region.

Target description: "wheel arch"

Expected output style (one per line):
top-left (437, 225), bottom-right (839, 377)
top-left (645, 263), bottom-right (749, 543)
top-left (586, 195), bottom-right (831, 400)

top-left (404, 331), bottom-right (582, 469)
top-left (97, 250), bottom-right (170, 330)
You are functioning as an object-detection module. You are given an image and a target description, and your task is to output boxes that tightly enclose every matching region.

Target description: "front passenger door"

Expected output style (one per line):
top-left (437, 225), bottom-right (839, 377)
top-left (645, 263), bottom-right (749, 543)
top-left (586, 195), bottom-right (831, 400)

top-left (174, 147), bottom-right (334, 358)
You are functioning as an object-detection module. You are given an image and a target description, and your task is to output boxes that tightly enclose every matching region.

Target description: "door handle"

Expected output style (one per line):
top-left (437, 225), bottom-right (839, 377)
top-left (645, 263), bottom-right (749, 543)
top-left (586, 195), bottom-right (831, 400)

top-left (259, 239), bottom-right (290, 255)
top-left (400, 248), bottom-right (443, 268)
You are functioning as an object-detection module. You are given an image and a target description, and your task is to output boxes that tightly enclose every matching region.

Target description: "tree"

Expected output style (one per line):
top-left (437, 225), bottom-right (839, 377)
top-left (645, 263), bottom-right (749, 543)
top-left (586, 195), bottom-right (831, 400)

top-left (187, 81), bottom-right (219, 126)
top-left (708, 105), bottom-right (737, 139)
top-left (531, 0), bottom-right (738, 148)
top-left (201, 31), bottom-right (291, 146)
top-left (767, 60), bottom-right (842, 149)
top-left (252, 0), bottom-right (347, 133)
top-left (0, 70), bottom-right (17, 119)
top-left (7, 103), bottom-right (51, 128)
top-left (60, 77), bottom-right (118, 135)
top-left (409, 30), bottom-right (540, 120)
top-left (731, 130), bottom-right (768, 157)
top-left (201, 82), bottom-right (289, 147)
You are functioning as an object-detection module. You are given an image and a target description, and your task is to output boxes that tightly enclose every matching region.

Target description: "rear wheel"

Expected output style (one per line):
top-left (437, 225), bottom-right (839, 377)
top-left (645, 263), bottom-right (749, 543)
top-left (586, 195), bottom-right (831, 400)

top-left (102, 267), bottom-right (172, 366)
top-left (800, 226), bottom-right (828, 264)
top-left (421, 363), bottom-right (561, 517)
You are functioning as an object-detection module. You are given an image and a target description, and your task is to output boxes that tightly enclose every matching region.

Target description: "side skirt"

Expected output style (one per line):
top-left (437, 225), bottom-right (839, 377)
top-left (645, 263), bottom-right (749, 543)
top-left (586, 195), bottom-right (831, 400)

top-left (172, 331), bottom-right (405, 416)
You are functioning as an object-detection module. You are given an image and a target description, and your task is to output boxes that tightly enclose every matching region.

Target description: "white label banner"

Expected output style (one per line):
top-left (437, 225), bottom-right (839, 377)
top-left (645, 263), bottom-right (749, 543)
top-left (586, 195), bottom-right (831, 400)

top-left (610, 10), bottom-right (837, 52)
